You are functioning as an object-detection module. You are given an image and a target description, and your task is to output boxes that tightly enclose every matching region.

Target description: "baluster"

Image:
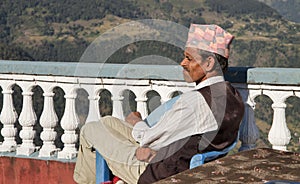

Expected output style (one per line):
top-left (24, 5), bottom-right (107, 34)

top-left (16, 91), bottom-right (37, 156)
top-left (135, 97), bottom-right (148, 119)
top-left (268, 101), bottom-right (291, 151)
top-left (238, 93), bottom-right (260, 152)
top-left (85, 95), bottom-right (101, 123)
top-left (39, 92), bottom-right (58, 157)
top-left (84, 86), bottom-right (100, 123)
top-left (57, 93), bottom-right (80, 159)
top-left (264, 91), bottom-right (292, 151)
top-left (112, 94), bottom-right (124, 120)
top-left (0, 90), bottom-right (18, 152)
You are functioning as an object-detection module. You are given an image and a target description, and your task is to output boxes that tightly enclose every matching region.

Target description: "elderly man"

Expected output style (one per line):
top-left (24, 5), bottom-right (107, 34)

top-left (74, 24), bottom-right (244, 184)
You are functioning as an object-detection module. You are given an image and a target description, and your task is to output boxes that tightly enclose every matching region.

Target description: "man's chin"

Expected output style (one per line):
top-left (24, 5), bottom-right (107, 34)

top-left (183, 75), bottom-right (193, 83)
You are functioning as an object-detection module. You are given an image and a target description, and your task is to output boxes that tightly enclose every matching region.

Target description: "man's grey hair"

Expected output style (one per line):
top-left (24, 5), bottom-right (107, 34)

top-left (197, 49), bottom-right (229, 73)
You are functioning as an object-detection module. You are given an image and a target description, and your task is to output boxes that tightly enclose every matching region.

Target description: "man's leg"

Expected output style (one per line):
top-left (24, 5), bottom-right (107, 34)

top-left (74, 116), bottom-right (147, 184)
top-left (73, 126), bottom-right (96, 184)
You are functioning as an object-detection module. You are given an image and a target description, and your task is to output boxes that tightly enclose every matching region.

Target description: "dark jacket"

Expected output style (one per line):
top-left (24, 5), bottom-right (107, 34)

top-left (138, 81), bottom-right (245, 184)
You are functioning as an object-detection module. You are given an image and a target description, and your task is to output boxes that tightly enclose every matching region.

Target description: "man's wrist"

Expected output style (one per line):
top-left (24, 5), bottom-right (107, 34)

top-left (135, 147), bottom-right (157, 163)
top-left (148, 150), bottom-right (157, 162)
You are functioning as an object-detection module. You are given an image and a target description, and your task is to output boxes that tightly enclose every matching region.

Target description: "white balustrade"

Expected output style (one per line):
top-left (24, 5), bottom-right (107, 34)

top-left (39, 92), bottom-right (59, 157)
top-left (0, 86), bottom-right (18, 152)
top-left (264, 91), bottom-right (293, 151)
top-left (0, 62), bottom-right (299, 160)
top-left (111, 91), bottom-right (125, 120)
top-left (85, 93), bottom-right (101, 123)
top-left (57, 92), bottom-right (80, 159)
top-left (16, 91), bottom-right (37, 156)
top-left (135, 96), bottom-right (148, 119)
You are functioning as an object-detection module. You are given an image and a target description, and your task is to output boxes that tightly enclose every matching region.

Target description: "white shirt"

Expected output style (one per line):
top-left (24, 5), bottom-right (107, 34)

top-left (132, 76), bottom-right (225, 150)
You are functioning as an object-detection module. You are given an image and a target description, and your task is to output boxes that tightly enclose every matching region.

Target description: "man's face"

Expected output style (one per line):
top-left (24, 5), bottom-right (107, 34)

top-left (180, 47), bottom-right (207, 84)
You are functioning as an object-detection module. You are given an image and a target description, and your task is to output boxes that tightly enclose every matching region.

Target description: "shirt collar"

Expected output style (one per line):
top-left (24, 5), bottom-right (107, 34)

top-left (194, 76), bottom-right (225, 90)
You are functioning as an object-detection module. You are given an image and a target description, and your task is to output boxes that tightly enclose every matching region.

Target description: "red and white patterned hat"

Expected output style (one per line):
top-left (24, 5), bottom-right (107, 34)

top-left (185, 24), bottom-right (234, 59)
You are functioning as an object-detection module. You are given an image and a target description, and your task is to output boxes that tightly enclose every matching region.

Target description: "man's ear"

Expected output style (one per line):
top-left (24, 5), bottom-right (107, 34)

top-left (205, 56), bottom-right (216, 72)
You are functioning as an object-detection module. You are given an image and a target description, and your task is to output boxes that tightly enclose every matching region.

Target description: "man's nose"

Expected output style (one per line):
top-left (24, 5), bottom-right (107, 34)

top-left (180, 58), bottom-right (187, 67)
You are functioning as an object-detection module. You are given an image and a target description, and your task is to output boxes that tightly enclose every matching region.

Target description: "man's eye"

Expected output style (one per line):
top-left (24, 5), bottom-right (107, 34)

top-left (186, 56), bottom-right (192, 61)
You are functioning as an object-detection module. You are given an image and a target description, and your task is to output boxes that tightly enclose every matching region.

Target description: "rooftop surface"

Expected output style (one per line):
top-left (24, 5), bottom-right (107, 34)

top-left (156, 148), bottom-right (300, 183)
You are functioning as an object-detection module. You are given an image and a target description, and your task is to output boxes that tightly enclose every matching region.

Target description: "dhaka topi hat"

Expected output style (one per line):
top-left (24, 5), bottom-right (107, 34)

top-left (185, 24), bottom-right (234, 59)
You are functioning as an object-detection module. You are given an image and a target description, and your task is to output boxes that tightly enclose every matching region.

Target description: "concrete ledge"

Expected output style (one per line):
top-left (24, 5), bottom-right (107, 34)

top-left (1, 60), bottom-right (300, 85)
top-left (0, 151), bottom-right (76, 163)
top-left (247, 68), bottom-right (300, 85)
top-left (0, 60), bottom-right (184, 81)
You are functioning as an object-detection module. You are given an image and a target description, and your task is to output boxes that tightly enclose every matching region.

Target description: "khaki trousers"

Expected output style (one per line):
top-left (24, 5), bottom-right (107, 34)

top-left (73, 116), bottom-right (147, 184)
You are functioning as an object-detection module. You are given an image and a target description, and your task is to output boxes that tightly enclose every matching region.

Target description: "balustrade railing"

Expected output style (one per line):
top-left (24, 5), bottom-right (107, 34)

top-left (0, 61), bottom-right (299, 160)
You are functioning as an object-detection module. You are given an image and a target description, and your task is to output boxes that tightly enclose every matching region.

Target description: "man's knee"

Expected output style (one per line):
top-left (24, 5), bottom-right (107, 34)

top-left (80, 120), bottom-right (101, 136)
top-left (81, 116), bottom-right (116, 131)
top-left (101, 116), bottom-right (121, 125)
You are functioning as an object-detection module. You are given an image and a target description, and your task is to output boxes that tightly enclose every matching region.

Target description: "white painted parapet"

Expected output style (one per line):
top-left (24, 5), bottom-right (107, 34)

top-left (0, 61), bottom-right (299, 160)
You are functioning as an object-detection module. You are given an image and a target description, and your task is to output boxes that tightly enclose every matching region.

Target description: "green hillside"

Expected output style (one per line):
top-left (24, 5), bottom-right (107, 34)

top-left (0, 0), bottom-right (299, 67)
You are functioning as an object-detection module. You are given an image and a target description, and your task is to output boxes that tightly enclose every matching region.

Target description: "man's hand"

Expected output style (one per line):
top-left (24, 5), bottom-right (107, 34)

top-left (135, 147), bottom-right (156, 163)
top-left (125, 111), bottom-right (142, 126)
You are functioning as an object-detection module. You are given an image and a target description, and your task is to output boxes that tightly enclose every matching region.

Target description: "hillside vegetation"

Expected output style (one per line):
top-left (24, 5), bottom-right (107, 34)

top-left (0, 0), bottom-right (299, 67)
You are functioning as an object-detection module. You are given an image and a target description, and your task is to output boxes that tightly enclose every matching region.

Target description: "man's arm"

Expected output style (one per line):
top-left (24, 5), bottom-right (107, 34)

top-left (125, 112), bottom-right (157, 163)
